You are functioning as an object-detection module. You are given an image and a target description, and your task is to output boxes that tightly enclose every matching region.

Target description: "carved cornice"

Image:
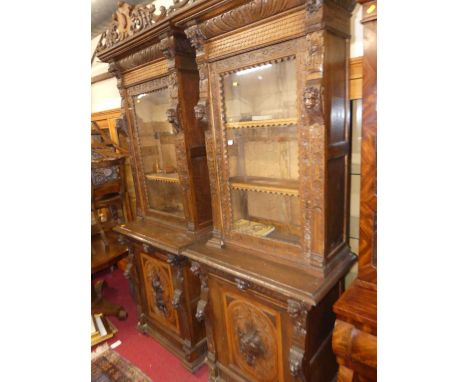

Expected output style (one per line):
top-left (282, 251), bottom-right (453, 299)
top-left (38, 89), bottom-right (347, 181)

top-left (199, 0), bottom-right (304, 40)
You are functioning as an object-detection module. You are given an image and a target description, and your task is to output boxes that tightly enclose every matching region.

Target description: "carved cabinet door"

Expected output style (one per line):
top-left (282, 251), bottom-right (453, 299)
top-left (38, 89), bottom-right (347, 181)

top-left (140, 252), bottom-right (180, 334)
top-left (210, 277), bottom-right (286, 382)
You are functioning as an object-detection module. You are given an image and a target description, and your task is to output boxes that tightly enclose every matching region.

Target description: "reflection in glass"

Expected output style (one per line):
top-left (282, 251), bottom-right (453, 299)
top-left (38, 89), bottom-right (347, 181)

top-left (133, 88), bottom-right (183, 217)
top-left (223, 60), bottom-right (297, 123)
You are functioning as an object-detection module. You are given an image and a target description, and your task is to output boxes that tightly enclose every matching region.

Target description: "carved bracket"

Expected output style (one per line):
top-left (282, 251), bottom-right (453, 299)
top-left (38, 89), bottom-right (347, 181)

top-left (306, 0), bottom-right (323, 14)
top-left (289, 346), bottom-right (306, 380)
top-left (195, 299), bottom-right (207, 321)
top-left (123, 246), bottom-right (135, 280)
top-left (172, 288), bottom-right (183, 309)
top-left (287, 299), bottom-right (308, 338)
top-left (185, 24), bottom-right (206, 51)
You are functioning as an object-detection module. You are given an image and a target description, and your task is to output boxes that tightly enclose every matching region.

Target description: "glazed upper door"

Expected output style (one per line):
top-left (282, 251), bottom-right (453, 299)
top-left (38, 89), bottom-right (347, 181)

top-left (130, 84), bottom-right (185, 219)
top-left (209, 38), bottom-right (307, 257)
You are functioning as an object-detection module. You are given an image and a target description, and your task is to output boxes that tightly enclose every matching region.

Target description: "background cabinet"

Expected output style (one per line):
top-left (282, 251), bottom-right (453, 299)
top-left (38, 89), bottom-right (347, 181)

top-left (95, 2), bottom-right (212, 371)
top-left (332, 1), bottom-right (377, 381)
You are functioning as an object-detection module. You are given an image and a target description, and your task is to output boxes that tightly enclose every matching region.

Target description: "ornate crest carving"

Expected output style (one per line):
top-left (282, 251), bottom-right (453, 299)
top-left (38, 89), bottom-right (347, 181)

top-left (97, 1), bottom-right (168, 52)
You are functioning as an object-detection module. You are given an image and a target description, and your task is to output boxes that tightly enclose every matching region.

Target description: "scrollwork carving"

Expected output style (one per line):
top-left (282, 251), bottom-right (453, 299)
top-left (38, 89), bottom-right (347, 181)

top-left (96, 1), bottom-right (168, 52)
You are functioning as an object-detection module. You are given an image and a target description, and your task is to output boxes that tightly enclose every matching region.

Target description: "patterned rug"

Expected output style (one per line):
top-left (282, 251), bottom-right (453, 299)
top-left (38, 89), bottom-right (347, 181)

top-left (92, 348), bottom-right (153, 382)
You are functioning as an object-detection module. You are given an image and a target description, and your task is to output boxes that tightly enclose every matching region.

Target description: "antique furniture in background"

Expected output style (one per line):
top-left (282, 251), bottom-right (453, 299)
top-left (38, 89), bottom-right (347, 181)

top-left (333, 1), bottom-right (377, 381)
top-left (96, 2), bottom-right (212, 371)
top-left (91, 108), bottom-right (137, 219)
top-left (174, 0), bottom-right (356, 380)
top-left (91, 123), bottom-right (130, 273)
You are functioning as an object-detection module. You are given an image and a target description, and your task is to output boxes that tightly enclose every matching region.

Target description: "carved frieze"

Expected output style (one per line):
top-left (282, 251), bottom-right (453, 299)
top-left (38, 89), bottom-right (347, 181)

top-left (199, 0), bottom-right (303, 40)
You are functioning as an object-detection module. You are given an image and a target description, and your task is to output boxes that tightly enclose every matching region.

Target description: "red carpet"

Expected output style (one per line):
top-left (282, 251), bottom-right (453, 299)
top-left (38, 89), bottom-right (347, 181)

top-left (93, 268), bottom-right (209, 382)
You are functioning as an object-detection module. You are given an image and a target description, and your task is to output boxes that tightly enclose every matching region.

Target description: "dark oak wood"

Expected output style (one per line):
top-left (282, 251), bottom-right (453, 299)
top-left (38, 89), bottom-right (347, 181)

top-left (175, 1), bottom-right (357, 380)
top-left (333, 1), bottom-right (377, 381)
top-left (96, 4), bottom-right (213, 372)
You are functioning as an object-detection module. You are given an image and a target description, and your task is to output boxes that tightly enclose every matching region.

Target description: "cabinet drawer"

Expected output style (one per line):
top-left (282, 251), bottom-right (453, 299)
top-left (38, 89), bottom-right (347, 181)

top-left (140, 252), bottom-right (180, 334)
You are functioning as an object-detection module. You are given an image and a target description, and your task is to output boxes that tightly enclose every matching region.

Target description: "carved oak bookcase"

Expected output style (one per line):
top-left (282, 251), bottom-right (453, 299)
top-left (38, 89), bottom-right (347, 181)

top-left (177, 0), bottom-right (356, 381)
top-left (332, 1), bottom-right (377, 381)
top-left (95, 2), bottom-right (213, 372)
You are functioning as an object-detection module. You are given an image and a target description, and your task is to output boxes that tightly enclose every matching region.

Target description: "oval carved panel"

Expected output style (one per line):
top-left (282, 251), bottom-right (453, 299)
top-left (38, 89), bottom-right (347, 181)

top-left (141, 253), bottom-right (178, 332)
top-left (227, 299), bottom-right (278, 381)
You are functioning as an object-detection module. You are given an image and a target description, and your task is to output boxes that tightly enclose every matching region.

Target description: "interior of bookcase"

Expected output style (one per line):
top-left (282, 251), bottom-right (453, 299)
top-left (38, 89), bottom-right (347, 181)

top-left (222, 58), bottom-right (300, 243)
top-left (133, 88), bottom-right (184, 217)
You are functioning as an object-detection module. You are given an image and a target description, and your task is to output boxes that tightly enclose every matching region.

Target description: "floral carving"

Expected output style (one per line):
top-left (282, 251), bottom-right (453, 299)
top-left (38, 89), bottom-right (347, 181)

top-left (150, 270), bottom-right (169, 316)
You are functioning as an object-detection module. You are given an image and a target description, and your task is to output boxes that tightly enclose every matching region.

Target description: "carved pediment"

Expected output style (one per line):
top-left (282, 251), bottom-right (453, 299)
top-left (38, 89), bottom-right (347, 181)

top-left (96, 1), bottom-right (168, 52)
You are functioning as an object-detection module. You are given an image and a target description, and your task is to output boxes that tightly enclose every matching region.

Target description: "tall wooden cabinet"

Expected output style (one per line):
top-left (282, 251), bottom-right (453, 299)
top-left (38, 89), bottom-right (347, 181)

top-left (95, 2), bottom-right (212, 371)
top-left (175, 0), bottom-right (356, 380)
top-left (332, 1), bottom-right (377, 381)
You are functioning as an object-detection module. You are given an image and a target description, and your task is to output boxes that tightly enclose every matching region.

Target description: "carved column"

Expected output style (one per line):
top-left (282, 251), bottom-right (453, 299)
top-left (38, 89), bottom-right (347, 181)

top-left (186, 24), bottom-right (224, 248)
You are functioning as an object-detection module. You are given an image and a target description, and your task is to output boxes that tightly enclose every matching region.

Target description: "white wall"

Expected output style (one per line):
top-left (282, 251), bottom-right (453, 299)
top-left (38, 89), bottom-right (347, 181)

top-left (91, 2), bottom-right (364, 112)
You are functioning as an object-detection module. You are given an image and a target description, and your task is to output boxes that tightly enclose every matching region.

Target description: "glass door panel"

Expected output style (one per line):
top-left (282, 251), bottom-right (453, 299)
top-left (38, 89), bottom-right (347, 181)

top-left (133, 88), bottom-right (184, 217)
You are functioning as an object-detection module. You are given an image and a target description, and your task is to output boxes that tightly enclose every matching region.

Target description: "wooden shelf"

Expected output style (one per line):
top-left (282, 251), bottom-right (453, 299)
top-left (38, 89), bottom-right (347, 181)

top-left (145, 173), bottom-right (179, 183)
top-left (225, 117), bottom-right (297, 129)
top-left (229, 176), bottom-right (298, 196)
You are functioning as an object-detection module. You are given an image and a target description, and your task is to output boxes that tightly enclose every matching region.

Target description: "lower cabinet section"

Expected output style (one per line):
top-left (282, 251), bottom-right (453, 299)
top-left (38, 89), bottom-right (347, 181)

top-left (191, 261), bottom-right (344, 382)
top-left (125, 240), bottom-right (207, 372)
